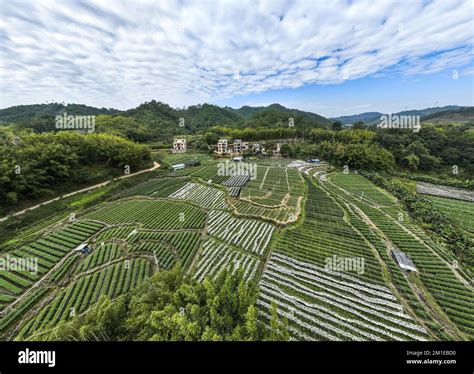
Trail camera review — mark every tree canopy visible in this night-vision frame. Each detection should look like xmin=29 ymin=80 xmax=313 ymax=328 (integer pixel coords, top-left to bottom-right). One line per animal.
xmin=29 ymin=267 xmax=289 ymax=342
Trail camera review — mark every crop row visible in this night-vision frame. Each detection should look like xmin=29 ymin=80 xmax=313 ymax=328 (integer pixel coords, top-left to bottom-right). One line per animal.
xmin=258 ymin=253 xmax=428 ymax=341
xmin=117 ymin=178 xmax=188 ymax=198
xmin=0 ymin=221 xmax=104 ymax=305
xmin=168 ymin=182 xmax=229 ymax=209
xmin=207 ymin=210 xmax=274 ymax=256
xmin=0 ymin=288 xmax=50 ymax=334
xmin=329 ymin=174 xmax=474 ymax=339
xmin=273 ymin=182 xmax=387 ymax=285
xmin=194 ymin=238 xmax=259 ymax=282
xmin=133 ymin=242 xmax=175 ymax=270
xmin=16 ymin=258 xmax=151 ymax=339
xmin=85 ymin=199 xmax=207 ymax=230
xmin=130 ymin=231 xmax=201 ymax=269
xmin=75 ymin=242 xmax=122 ymax=274
xmin=189 ymin=164 xmax=230 ymax=184
xmin=95 ymin=226 xmax=137 ymax=241
xmin=425 ymin=195 xmax=474 ymax=233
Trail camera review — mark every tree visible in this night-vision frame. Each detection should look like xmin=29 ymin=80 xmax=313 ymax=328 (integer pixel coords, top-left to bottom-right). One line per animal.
xmin=332 ymin=121 xmax=342 ymax=131
xmin=29 ymin=267 xmax=288 ymax=342
xmin=353 ymin=121 xmax=366 ymax=130
xmin=279 ymin=143 xmax=292 ymax=157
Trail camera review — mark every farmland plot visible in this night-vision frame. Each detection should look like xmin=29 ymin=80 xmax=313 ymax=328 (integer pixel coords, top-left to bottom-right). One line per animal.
xmin=417 ymin=182 xmax=474 ymax=202
xmin=234 ymin=166 xmax=304 ymax=224
xmin=329 ymin=173 xmax=474 ymax=340
xmin=168 ymin=182 xmax=229 ymax=209
xmin=273 ymin=182 xmax=387 ymax=285
xmin=207 ymin=210 xmax=274 ymax=256
xmin=241 ymin=166 xmax=296 ymax=207
xmin=75 ymin=242 xmax=122 ymax=274
xmin=331 ymin=173 xmax=397 ymax=207
xmin=425 ymin=195 xmax=474 ymax=233
xmin=130 ymin=231 xmax=202 ymax=270
xmin=194 ymin=238 xmax=260 ymax=282
xmin=16 ymin=258 xmax=152 ymax=340
xmin=116 ymin=178 xmax=189 ymax=198
xmin=190 ymin=163 xmax=230 ymax=184
xmin=0 ymin=221 xmax=104 ymax=310
xmin=258 ymin=253 xmax=428 ymax=341
xmin=85 ymin=199 xmax=206 ymax=230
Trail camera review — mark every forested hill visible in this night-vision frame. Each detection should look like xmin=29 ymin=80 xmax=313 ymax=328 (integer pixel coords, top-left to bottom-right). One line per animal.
xmin=0 ymin=101 xmax=333 ymax=139
xmin=421 ymin=106 xmax=474 ymax=124
xmin=0 ymin=103 xmax=120 ymax=124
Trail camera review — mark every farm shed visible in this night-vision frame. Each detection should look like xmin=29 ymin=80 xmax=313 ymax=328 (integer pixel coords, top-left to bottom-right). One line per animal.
xmin=391 ymin=250 xmax=417 ymax=272
xmin=171 ymin=163 xmax=185 ymax=171
xmin=74 ymin=243 xmax=91 ymax=255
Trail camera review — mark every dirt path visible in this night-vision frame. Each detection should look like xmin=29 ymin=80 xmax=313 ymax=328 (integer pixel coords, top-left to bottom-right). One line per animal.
xmin=0 ymin=162 xmax=161 ymax=223
xmin=259 ymin=166 xmax=270 ymax=190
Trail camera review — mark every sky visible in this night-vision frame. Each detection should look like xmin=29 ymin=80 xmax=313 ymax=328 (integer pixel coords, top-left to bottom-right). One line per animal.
xmin=0 ymin=0 xmax=473 ymax=117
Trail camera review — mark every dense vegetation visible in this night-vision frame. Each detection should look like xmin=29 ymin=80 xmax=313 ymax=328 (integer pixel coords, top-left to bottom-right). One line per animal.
xmin=0 ymin=131 xmax=151 ymax=211
xmin=0 ymin=103 xmax=119 ymax=125
xmin=28 ymin=267 xmax=288 ymax=341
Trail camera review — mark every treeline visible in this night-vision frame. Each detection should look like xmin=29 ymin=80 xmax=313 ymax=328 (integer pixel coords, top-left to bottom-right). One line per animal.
xmin=204 ymin=125 xmax=473 ymax=176
xmin=29 ymin=267 xmax=289 ymax=341
xmin=0 ymin=131 xmax=150 ymax=207
xmin=0 ymin=103 xmax=119 ymax=124
xmin=375 ymin=125 xmax=474 ymax=175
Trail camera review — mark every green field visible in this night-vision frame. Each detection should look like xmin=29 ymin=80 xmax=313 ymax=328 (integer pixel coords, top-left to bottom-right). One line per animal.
xmin=425 ymin=195 xmax=474 ymax=234
xmin=1 ymin=155 xmax=473 ymax=342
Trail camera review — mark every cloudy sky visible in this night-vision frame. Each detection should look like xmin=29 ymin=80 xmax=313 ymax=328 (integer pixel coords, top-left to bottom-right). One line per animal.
xmin=0 ymin=0 xmax=473 ymax=116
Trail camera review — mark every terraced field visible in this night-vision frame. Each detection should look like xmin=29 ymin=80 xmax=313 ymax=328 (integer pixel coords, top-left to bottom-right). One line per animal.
xmin=194 ymin=238 xmax=260 ymax=282
xmin=168 ymin=182 xmax=229 ymax=209
xmin=85 ymin=199 xmax=207 ymax=230
xmin=230 ymin=165 xmax=304 ymax=224
xmin=207 ymin=210 xmax=275 ymax=256
xmin=16 ymin=258 xmax=151 ymax=340
xmin=259 ymin=253 xmax=428 ymax=341
xmin=1 ymin=156 xmax=472 ymax=343
xmin=327 ymin=173 xmax=474 ymax=340
xmin=0 ymin=221 xmax=104 ymax=309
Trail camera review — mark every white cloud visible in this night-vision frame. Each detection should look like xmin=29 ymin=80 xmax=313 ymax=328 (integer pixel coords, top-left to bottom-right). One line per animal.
xmin=0 ymin=0 xmax=472 ymax=109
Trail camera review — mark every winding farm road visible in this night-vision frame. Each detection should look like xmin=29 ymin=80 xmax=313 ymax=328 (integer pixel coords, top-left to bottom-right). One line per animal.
xmin=0 ymin=162 xmax=161 ymax=223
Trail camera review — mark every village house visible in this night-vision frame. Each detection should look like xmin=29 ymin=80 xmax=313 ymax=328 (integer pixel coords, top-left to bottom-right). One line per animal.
xmin=273 ymin=143 xmax=282 ymax=156
xmin=172 ymin=138 xmax=187 ymax=153
xmin=233 ymin=139 xmax=250 ymax=154
xmin=217 ymin=139 xmax=228 ymax=154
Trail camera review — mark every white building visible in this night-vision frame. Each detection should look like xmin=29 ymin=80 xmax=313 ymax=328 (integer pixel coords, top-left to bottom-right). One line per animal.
xmin=171 ymin=163 xmax=185 ymax=171
xmin=217 ymin=139 xmax=228 ymax=154
xmin=233 ymin=139 xmax=251 ymax=154
xmin=172 ymin=138 xmax=187 ymax=153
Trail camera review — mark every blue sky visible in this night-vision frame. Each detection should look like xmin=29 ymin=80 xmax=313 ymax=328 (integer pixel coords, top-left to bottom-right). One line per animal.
xmin=215 ymin=67 xmax=474 ymax=117
xmin=0 ymin=0 xmax=473 ymax=117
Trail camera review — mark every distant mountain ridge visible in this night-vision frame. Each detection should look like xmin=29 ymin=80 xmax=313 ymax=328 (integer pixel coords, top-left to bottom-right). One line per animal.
xmin=331 ymin=106 xmax=466 ymax=125
xmin=1 ymin=102 xmax=471 ymax=132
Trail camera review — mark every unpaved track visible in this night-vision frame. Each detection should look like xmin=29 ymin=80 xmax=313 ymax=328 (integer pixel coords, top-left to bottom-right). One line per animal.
xmin=0 ymin=162 xmax=161 ymax=223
